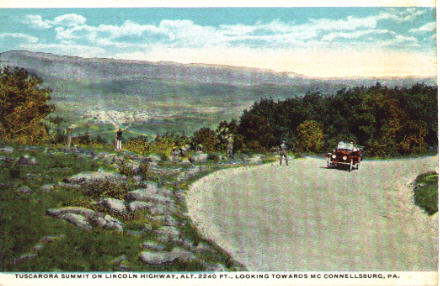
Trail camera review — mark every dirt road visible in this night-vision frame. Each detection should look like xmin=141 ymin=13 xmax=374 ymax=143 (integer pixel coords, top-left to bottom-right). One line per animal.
xmin=186 ymin=156 xmax=438 ymax=270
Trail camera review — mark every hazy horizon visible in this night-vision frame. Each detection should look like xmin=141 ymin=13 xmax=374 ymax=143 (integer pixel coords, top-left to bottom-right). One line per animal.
xmin=0 ymin=8 xmax=436 ymax=78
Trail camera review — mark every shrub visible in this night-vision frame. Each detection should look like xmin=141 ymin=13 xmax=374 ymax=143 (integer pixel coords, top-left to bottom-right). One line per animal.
xmin=414 ymin=172 xmax=438 ymax=215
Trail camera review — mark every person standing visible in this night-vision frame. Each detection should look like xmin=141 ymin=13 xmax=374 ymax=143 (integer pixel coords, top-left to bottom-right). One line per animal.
xmin=66 ymin=126 xmax=73 ymax=151
xmin=226 ymin=135 xmax=234 ymax=159
xmin=280 ymin=140 xmax=288 ymax=166
xmin=116 ymin=129 xmax=123 ymax=151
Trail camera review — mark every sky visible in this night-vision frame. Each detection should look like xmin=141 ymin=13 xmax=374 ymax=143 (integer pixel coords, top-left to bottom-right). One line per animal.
xmin=0 ymin=8 xmax=436 ymax=78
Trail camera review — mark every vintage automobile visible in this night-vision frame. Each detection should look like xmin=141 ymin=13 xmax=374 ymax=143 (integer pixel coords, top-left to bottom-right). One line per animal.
xmin=326 ymin=141 xmax=363 ymax=171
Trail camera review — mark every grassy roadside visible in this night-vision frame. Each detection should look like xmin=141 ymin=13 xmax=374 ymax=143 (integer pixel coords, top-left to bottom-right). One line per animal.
xmin=413 ymin=172 xmax=438 ymax=215
xmin=0 ymin=144 xmax=248 ymax=271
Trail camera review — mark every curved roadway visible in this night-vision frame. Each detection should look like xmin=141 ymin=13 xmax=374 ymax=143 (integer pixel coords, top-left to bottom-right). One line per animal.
xmin=186 ymin=156 xmax=438 ymax=270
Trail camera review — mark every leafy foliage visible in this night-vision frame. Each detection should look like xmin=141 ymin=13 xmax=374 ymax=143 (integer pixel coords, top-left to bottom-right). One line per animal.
xmin=236 ymin=83 xmax=437 ymax=155
xmin=414 ymin=172 xmax=438 ymax=215
xmin=0 ymin=67 xmax=54 ymax=143
xmin=294 ymin=120 xmax=324 ymax=153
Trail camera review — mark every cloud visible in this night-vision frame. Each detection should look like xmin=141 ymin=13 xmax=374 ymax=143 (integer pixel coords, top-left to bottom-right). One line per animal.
xmin=0 ymin=33 xmax=38 ymax=43
xmin=23 ymin=13 xmax=86 ymax=29
xmin=23 ymin=15 xmax=52 ymax=29
xmin=409 ymin=22 xmax=436 ymax=33
xmin=322 ymin=29 xmax=392 ymax=41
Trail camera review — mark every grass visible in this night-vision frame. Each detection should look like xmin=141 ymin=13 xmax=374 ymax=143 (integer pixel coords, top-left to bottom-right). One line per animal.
xmin=413 ymin=172 xmax=438 ymax=215
xmin=0 ymin=143 xmax=241 ymax=271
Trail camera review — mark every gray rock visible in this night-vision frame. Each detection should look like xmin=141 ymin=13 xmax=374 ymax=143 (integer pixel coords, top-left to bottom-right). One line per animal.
xmin=40 ymin=235 xmax=65 ymax=243
xmin=16 ymin=185 xmax=32 ymax=195
xmin=151 ymin=215 xmax=179 ymax=227
xmin=149 ymin=204 xmax=174 ymax=216
xmin=126 ymin=186 xmax=158 ymax=201
xmin=138 ymin=247 xmax=195 ymax=265
xmin=141 ymin=241 xmax=166 ymax=251
xmin=99 ymin=198 xmax=126 ymax=214
xmin=46 ymin=207 xmax=123 ymax=233
xmin=63 ymin=171 xmax=126 ymax=185
xmin=170 ymin=247 xmax=196 ymax=262
xmin=189 ymin=152 xmax=208 ymax=163
xmin=46 ymin=207 xmax=96 ymax=218
xmin=17 ymin=155 xmax=38 ymax=165
xmin=56 ymin=182 xmax=81 ymax=190
xmin=194 ymin=242 xmax=216 ymax=254
xmin=132 ymin=175 xmax=142 ymax=184
xmin=31 ymin=243 xmax=45 ymax=252
xmin=139 ymin=251 xmax=177 ymax=265
xmin=40 ymin=184 xmax=56 ymax=192
xmin=61 ymin=213 xmax=92 ymax=230
xmin=202 ymin=262 xmax=228 ymax=271
xmin=245 ymin=155 xmax=263 ymax=165
xmin=128 ymin=201 xmax=153 ymax=212
xmin=154 ymin=226 xmax=182 ymax=244
xmin=146 ymin=154 xmax=161 ymax=163
xmin=0 ymin=146 xmax=14 ymax=153
xmin=158 ymin=188 xmax=174 ymax=197
xmin=12 ymin=253 xmax=37 ymax=264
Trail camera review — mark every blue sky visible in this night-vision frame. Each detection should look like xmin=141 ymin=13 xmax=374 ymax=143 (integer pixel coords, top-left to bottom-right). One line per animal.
xmin=0 ymin=8 xmax=436 ymax=77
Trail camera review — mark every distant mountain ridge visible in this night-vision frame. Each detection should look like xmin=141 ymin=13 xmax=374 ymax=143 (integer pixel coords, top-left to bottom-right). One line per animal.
xmin=0 ymin=50 xmax=435 ymax=87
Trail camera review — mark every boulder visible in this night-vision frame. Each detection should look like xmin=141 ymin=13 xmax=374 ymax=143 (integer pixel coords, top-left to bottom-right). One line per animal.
xmin=46 ymin=207 xmax=123 ymax=233
xmin=139 ymin=251 xmax=177 ymax=265
xmin=17 ymin=155 xmax=38 ymax=166
xmin=158 ymin=188 xmax=174 ymax=197
xmin=126 ymin=185 xmax=158 ymax=201
xmin=0 ymin=146 xmax=14 ymax=153
xmin=63 ymin=171 xmax=126 ymax=185
xmin=202 ymin=262 xmax=228 ymax=271
xmin=16 ymin=185 xmax=32 ymax=195
xmin=139 ymin=247 xmax=196 ymax=265
xmin=40 ymin=184 xmax=56 ymax=192
xmin=154 ymin=226 xmax=182 ymax=244
xmin=189 ymin=152 xmax=208 ymax=163
xmin=141 ymin=241 xmax=166 ymax=251
xmin=128 ymin=201 xmax=153 ymax=212
xmin=61 ymin=213 xmax=92 ymax=230
xmin=99 ymin=198 xmax=126 ymax=214
xmin=151 ymin=215 xmax=179 ymax=227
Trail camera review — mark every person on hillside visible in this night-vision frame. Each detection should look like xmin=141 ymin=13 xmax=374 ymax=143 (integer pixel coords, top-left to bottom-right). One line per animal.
xmin=280 ymin=140 xmax=288 ymax=166
xmin=65 ymin=126 xmax=73 ymax=151
xmin=115 ymin=129 xmax=123 ymax=151
xmin=226 ymin=135 xmax=234 ymax=159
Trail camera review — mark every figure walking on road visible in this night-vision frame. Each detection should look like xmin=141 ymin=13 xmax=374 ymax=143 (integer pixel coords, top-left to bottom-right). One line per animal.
xmin=115 ymin=128 xmax=123 ymax=151
xmin=280 ymin=140 xmax=288 ymax=166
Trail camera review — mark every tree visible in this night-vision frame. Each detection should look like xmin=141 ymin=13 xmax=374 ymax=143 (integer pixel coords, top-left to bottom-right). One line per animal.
xmin=0 ymin=67 xmax=54 ymax=143
xmin=193 ymin=127 xmax=217 ymax=152
xmin=294 ymin=120 xmax=324 ymax=153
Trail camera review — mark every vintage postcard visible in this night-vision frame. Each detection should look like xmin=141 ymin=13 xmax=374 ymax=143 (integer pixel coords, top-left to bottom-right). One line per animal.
xmin=0 ymin=1 xmax=437 ymax=285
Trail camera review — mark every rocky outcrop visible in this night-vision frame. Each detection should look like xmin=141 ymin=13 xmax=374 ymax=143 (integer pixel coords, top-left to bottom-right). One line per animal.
xmin=63 ymin=171 xmax=126 ymax=185
xmin=46 ymin=207 xmax=123 ymax=233
xmin=189 ymin=152 xmax=208 ymax=163
xmin=99 ymin=198 xmax=126 ymax=214
xmin=139 ymin=247 xmax=196 ymax=265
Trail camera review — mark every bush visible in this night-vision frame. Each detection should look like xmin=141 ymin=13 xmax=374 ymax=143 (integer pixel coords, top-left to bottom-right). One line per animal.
xmin=193 ymin=128 xmax=217 ymax=152
xmin=414 ymin=172 xmax=438 ymax=215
